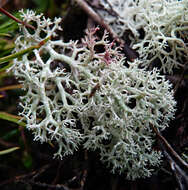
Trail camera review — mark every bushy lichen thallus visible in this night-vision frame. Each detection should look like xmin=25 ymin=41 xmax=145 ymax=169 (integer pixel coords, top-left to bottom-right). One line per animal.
xmin=97 ymin=0 xmax=188 ymax=73
xmin=10 ymin=10 xmax=176 ymax=180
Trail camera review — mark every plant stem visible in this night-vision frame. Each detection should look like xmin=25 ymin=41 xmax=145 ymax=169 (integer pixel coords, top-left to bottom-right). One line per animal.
xmin=0 ymin=7 xmax=35 ymax=30
xmin=0 ymin=36 xmax=51 ymax=64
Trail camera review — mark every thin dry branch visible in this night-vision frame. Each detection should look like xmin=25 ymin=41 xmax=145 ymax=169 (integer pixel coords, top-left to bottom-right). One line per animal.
xmin=151 ymin=125 xmax=188 ymax=169
xmin=74 ymin=0 xmax=124 ymax=45
xmin=0 ymin=7 xmax=35 ymax=30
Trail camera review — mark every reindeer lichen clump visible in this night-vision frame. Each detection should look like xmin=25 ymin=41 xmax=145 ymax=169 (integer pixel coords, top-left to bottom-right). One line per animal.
xmin=11 ymin=10 xmax=176 ymax=179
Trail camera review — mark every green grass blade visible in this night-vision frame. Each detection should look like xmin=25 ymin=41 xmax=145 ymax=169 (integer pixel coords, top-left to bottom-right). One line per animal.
xmin=0 ymin=147 xmax=20 ymax=155
xmin=0 ymin=112 xmax=26 ymax=127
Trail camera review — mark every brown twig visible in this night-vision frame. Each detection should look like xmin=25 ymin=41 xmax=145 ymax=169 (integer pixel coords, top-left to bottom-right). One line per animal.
xmin=32 ymin=164 xmax=51 ymax=180
xmin=74 ymin=0 xmax=139 ymax=62
xmin=88 ymin=83 xmax=100 ymax=98
xmin=17 ymin=164 xmax=70 ymax=190
xmin=151 ymin=124 xmax=188 ymax=169
xmin=74 ymin=0 xmax=124 ymax=45
xmin=0 ymin=164 xmax=71 ymax=190
xmin=152 ymin=124 xmax=188 ymax=189
xmin=19 ymin=126 xmax=29 ymax=152
xmin=0 ymin=7 xmax=35 ymax=30
xmin=19 ymin=179 xmax=70 ymax=190
xmin=163 ymin=149 xmax=188 ymax=190
xmin=0 ymin=169 xmax=37 ymax=187
xmin=47 ymin=162 xmax=63 ymax=190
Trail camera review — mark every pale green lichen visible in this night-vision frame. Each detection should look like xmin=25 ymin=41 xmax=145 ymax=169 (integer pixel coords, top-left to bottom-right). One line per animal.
xmin=11 ymin=10 xmax=176 ymax=180
xmin=97 ymin=0 xmax=188 ymax=73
